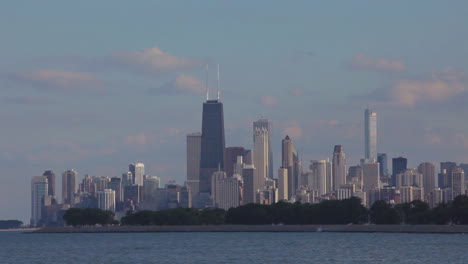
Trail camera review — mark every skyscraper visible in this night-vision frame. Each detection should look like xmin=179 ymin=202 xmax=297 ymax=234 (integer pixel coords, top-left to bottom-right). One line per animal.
xmin=186 ymin=132 xmax=202 ymax=196
xmin=277 ymin=167 xmax=289 ymax=201
xmin=392 ymin=157 xmax=407 ymax=186
xmin=199 ymin=97 xmax=225 ymax=194
xmin=253 ymin=127 xmax=269 ymax=190
xmin=97 ymin=189 xmax=116 ymax=212
xmin=253 ymin=118 xmax=273 ymax=178
xmin=418 ymin=162 xmax=436 ymax=197
xmin=31 ymin=176 xmax=48 ymax=227
xmin=452 ymin=168 xmax=465 ymax=198
xmin=332 ymin=145 xmax=346 ymax=191
xmin=377 ymin=153 xmax=388 ymax=176
xmin=364 ymin=108 xmax=377 ymax=159
xmin=224 ymin=146 xmax=245 ymax=178
xmin=62 ymin=169 xmax=78 ymax=205
xmin=42 ymin=170 xmax=55 ymax=197
xmin=129 ymin=162 xmax=145 ymax=186
xmin=310 ymin=160 xmax=328 ymax=196
xmin=361 ymin=159 xmax=380 ymax=192
xmin=282 ymin=135 xmax=299 ymax=197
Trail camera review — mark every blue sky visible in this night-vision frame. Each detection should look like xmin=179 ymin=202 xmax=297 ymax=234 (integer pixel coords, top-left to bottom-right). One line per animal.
xmin=2 ymin=1 xmax=468 ymax=222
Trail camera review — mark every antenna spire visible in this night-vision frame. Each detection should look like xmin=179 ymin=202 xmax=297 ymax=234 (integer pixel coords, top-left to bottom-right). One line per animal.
xmin=205 ymin=64 xmax=209 ymax=101
xmin=217 ymin=64 xmax=220 ymax=100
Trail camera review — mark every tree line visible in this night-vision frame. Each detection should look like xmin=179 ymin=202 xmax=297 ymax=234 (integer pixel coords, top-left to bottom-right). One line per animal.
xmin=0 ymin=220 xmax=23 ymax=229
xmin=63 ymin=195 xmax=468 ymax=226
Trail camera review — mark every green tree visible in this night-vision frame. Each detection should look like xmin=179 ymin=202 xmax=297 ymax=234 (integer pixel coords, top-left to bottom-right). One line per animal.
xmin=369 ymin=200 xmax=400 ymax=224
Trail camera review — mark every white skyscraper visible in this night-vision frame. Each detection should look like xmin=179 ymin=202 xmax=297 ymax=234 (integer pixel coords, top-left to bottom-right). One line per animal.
xmin=186 ymin=132 xmax=201 ymax=197
xmin=215 ymin=175 xmax=242 ymax=210
xmin=310 ymin=160 xmax=328 ymax=196
xmin=253 ymin=127 xmax=268 ymax=194
xmin=97 ymin=189 xmax=116 ymax=212
xmin=332 ymin=145 xmax=346 ymax=191
xmin=361 ymin=159 xmax=380 ymax=192
xmin=253 ymin=118 xmax=273 ymax=178
xmin=364 ymin=108 xmax=377 ymax=160
xmin=129 ymin=162 xmax=145 ymax=186
xmin=31 ymin=176 xmax=48 ymax=227
xmin=278 ymin=167 xmax=289 ymax=201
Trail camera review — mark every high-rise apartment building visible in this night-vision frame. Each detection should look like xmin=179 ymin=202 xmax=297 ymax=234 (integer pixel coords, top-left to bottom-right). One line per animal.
xmin=310 ymin=160 xmax=328 ymax=196
xmin=199 ymin=97 xmax=226 ymax=194
xmin=253 ymin=118 xmax=273 ymax=178
xmin=97 ymin=189 xmax=116 ymax=212
xmin=129 ymin=162 xmax=145 ymax=186
xmin=332 ymin=145 xmax=346 ymax=191
xmin=364 ymin=108 xmax=377 ymax=159
xmin=215 ymin=175 xmax=242 ymax=210
xmin=253 ymin=127 xmax=269 ymax=191
xmin=396 ymin=169 xmax=423 ymax=190
xmin=418 ymin=162 xmax=436 ymax=197
xmin=186 ymin=132 xmax=202 ymax=196
xmin=361 ymin=159 xmax=380 ymax=192
xmin=211 ymin=170 xmax=227 ymax=205
xmin=42 ymin=170 xmax=55 ymax=197
xmin=278 ymin=167 xmax=288 ymax=201
xmin=62 ymin=169 xmax=78 ymax=205
xmin=31 ymin=176 xmax=48 ymax=227
xmin=452 ymin=167 xmax=465 ymax=198
xmin=108 ymin=177 xmax=123 ymax=203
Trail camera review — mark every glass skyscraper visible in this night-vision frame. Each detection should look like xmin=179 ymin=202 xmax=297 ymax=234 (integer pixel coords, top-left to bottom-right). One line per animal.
xmin=199 ymin=99 xmax=226 ymax=194
xmin=364 ymin=108 xmax=377 ymax=160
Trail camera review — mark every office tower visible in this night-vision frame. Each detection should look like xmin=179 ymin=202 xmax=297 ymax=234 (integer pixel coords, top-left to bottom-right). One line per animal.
xmin=396 ymin=169 xmax=423 ymax=190
xmin=325 ymin=159 xmax=332 ymax=194
xmin=93 ymin=176 xmax=110 ymax=192
xmin=129 ymin=162 xmax=145 ymax=186
xmin=441 ymin=162 xmax=457 ymax=176
xmin=124 ymin=184 xmax=141 ymax=204
xmin=108 ymin=177 xmax=123 ymax=203
xmin=42 ymin=170 xmax=55 ymax=197
xmin=199 ymin=92 xmax=226 ymax=194
xmin=377 ymin=153 xmax=388 ymax=176
xmin=361 ymin=159 xmax=380 ymax=192
xmin=31 ymin=176 xmax=48 ymax=227
xmin=243 ymin=149 xmax=253 ymax=165
xmin=364 ymin=108 xmax=377 ymax=159
xmin=122 ymin=172 xmax=133 ymax=186
xmin=253 ymin=127 xmax=268 ymax=189
xmin=460 ymin=163 xmax=468 ymax=175
xmin=282 ymin=135 xmax=299 ymax=196
xmin=439 ymin=162 xmax=457 ymax=189
xmin=186 ymin=132 xmax=202 ymax=197
xmin=143 ymin=176 xmax=160 ymax=202
xmin=253 ymin=118 xmax=273 ymax=178
xmin=332 ymin=145 xmax=346 ymax=191
xmin=233 ymin=156 xmax=244 ymax=176
xmin=62 ymin=169 xmax=78 ymax=205
xmin=215 ymin=175 xmax=242 ymax=210
xmin=310 ymin=160 xmax=328 ymax=196
xmin=452 ymin=168 xmax=465 ymax=198
xmin=211 ymin=170 xmax=227 ymax=204
xmin=392 ymin=157 xmax=407 ymax=186
xmin=97 ymin=189 xmax=116 ymax=212
xmin=224 ymin=147 xmax=245 ymax=177
xmin=278 ymin=167 xmax=289 ymax=200
xmin=418 ymin=162 xmax=436 ymax=197
xmin=79 ymin=174 xmax=94 ymax=194
xmin=242 ymin=165 xmax=256 ymax=204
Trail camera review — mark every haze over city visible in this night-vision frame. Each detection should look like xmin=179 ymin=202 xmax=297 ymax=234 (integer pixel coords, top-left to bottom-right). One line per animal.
xmin=2 ymin=1 xmax=468 ymax=222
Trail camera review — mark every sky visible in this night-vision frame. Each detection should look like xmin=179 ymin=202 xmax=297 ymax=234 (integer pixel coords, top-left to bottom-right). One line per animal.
xmin=2 ymin=1 xmax=468 ymax=222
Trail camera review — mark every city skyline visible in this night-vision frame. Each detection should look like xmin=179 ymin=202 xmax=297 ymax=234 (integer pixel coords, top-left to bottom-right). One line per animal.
xmin=2 ymin=1 xmax=468 ymax=222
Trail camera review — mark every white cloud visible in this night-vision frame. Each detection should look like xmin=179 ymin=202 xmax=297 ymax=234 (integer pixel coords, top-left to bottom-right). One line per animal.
xmin=111 ymin=46 xmax=202 ymax=72
xmin=151 ymin=74 xmax=204 ymax=94
xmin=349 ymin=53 xmax=406 ymax=73
xmin=260 ymin=95 xmax=278 ymax=107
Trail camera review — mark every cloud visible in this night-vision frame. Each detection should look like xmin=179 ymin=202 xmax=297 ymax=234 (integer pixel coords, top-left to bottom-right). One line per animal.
xmin=126 ymin=133 xmax=147 ymax=146
xmin=111 ymin=46 xmax=202 ymax=73
xmin=390 ymin=68 xmax=467 ymax=106
xmin=150 ymin=74 xmax=205 ymax=94
xmin=349 ymin=53 xmax=406 ymax=73
xmin=7 ymin=69 xmax=104 ymax=92
xmin=260 ymin=95 xmax=278 ymax=107
xmin=424 ymin=133 xmax=442 ymax=145
xmin=2 ymin=96 xmax=56 ymax=105
xmin=279 ymin=120 xmax=303 ymax=138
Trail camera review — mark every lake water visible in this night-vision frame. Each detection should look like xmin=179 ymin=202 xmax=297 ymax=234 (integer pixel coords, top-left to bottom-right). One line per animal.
xmin=1 ymin=231 xmax=467 ymax=263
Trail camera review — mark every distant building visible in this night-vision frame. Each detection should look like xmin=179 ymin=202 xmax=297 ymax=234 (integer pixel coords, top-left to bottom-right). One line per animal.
xmin=242 ymin=165 xmax=256 ymax=204
xmin=253 ymin=127 xmax=268 ymax=193
xmin=143 ymin=176 xmax=161 ymax=202
xmin=277 ymin=167 xmax=289 ymax=201
xmin=215 ymin=175 xmax=242 ymax=210
xmin=282 ymin=135 xmax=299 ymax=196
xmin=62 ymin=169 xmax=78 ymax=205
xmin=124 ymin=184 xmax=141 ymax=204
xmin=392 ymin=157 xmax=407 ymax=186
xmin=364 ymin=108 xmax=377 ymax=159
xmin=224 ymin=147 xmax=245 ymax=178
xmin=361 ymin=159 xmax=380 ymax=192
xmin=31 ymin=176 xmax=48 ymax=227
xmin=108 ymin=177 xmax=123 ymax=203
xmin=377 ymin=153 xmax=388 ymax=176
xmin=122 ymin=172 xmax=133 ymax=187
xmin=332 ymin=145 xmax=346 ymax=191
xmin=129 ymin=162 xmax=145 ymax=186
xmin=396 ymin=169 xmax=423 ymax=191
xmin=42 ymin=170 xmax=56 ymax=197
xmin=97 ymin=189 xmax=116 ymax=212
xmin=211 ymin=170 xmax=227 ymax=205
xmin=253 ymin=118 xmax=273 ymax=178
xmin=400 ymin=186 xmax=424 ymax=203
xmin=186 ymin=132 xmax=202 ymax=198
xmin=418 ymin=162 xmax=436 ymax=199
xmin=452 ymin=168 xmax=465 ymax=198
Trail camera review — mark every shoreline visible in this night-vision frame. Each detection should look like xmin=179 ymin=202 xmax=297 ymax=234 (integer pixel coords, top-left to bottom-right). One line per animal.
xmin=31 ymin=225 xmax=468 ymax=234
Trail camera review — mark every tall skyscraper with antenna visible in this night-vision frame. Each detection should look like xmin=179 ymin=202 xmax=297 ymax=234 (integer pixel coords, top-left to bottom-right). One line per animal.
xmin=199 ymin=64 xmax=226 ymax=194
xmin=364 ymin=108 xmax=377 ymax=159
